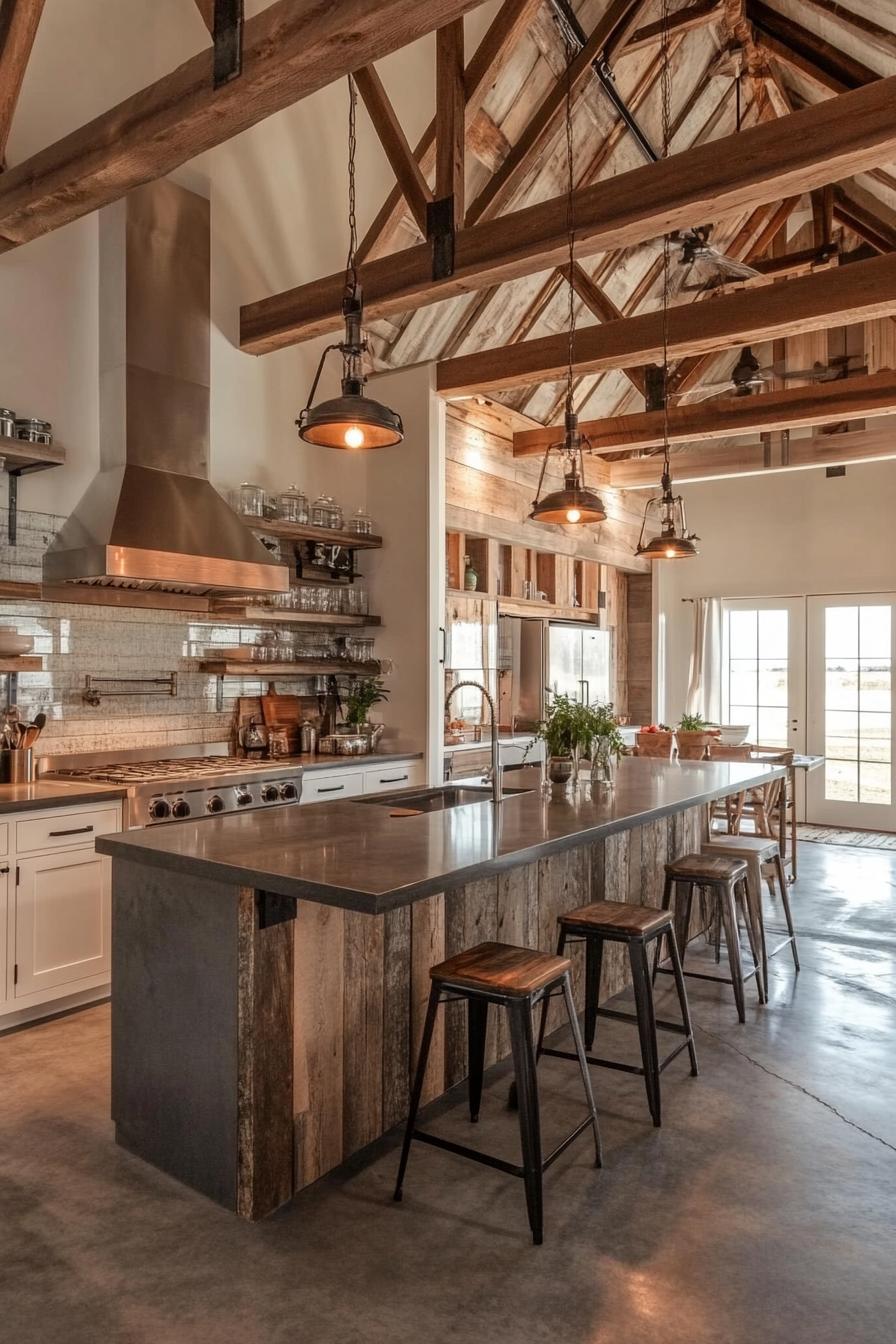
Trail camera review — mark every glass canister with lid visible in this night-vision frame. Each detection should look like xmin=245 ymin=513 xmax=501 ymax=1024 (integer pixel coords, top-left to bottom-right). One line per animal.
xmin=349 ymin=507 xmax=374 ymax=536
xmin=311 ymin=493 xmax=330 ymax=528
xmin=238 ymin=482 xmax=265 ymax=517
xmin=278 ymin=485 xmax=309 ymax=524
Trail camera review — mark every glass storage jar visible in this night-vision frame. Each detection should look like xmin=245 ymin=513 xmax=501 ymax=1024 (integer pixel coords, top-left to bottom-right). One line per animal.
xmin=238 ymin=482 xmax=265 ymax=517
xmin=311 ymin=493 xmax=330 ymax=528
xmin=278 ymin=485 xmax=308 ymax=523
xmin=349 ymin=508 xmax=373 ymax=536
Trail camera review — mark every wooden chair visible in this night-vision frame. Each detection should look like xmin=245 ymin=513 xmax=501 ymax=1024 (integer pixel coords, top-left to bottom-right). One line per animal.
xmin=733 ymin=748 xmax=793 ymax=840
xmin=707 ymin=743 xmax=754 ymax=833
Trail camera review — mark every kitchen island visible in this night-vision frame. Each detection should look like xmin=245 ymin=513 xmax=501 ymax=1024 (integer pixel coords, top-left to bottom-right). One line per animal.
xmin=98 ymin=757 xmax=783 ymax=1219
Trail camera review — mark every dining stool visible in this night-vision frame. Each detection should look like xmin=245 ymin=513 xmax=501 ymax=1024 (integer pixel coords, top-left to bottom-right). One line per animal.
xmin=536 ymin=901 xmax=698 ymax=1128
xmin=393 ymin=941 xmax=601 ymax=1246
xmin=654 ymin=854 xmax=764 ymax=1022
xmin=704 ymin=834 xmax=800 ymax=990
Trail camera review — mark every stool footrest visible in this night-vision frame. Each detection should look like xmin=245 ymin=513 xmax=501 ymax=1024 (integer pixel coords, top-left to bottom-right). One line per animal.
xmin=595 ymin=1005 xmax=689 ymax=1034
xmin=656 ymin=963 xmax=761 ymax=986
xmin=411 ymin=1112 xmax=595 ymax=1178
xmin=541 ymin=1036 xmax=693 ymax=1077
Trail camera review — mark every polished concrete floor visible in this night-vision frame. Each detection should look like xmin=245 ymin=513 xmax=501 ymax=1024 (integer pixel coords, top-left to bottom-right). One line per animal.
xmin=2 ymin=842 xmax=895 ymax=1344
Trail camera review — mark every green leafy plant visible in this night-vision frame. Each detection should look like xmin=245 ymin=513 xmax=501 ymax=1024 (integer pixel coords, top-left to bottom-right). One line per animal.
xmin=678 ymin=712 xmax=708 ymax=732
xmin=345 ymin=676 xmax=390 ymax=727
xmin=529 ymin=693 xmax=625 ymax=760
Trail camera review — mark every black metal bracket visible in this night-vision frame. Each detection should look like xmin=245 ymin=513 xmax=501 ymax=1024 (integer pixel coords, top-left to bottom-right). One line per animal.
xmin=644 ymin=364 xmax=667 ymax=412
xmin=257 ymin=890 xmax=296 ymax=930
xmin=427 ymin=195 xmax=456 ymax=281
xmin=6 ymin=461 xmax=59 ymax=547
xmin=213 ymin=0 xmax=244 ymax=88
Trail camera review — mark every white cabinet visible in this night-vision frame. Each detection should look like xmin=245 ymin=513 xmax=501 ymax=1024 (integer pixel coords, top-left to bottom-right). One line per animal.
xmin=300 ymin=759 xmax=425 ymax=804
xmin=14 ymin=847 xmax=111 ymax=999
xmin=0 ymin=800 xmax=121 ymax=1024
xmin=301 ymin=770 xmax=366 ymax=804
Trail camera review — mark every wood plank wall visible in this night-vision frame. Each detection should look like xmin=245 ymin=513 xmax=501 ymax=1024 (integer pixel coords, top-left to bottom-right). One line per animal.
xmin=291 ymin=801 xmax=704 ymax=1191
xmin=625 ymin=573 xmax=653 ymax=725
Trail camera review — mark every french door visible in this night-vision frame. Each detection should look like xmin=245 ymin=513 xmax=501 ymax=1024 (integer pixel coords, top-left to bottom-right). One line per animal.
xmin=806 ymin=595 xmax=896 ymax=829
xmin=721 ymin=599 xmax=806 ymax=752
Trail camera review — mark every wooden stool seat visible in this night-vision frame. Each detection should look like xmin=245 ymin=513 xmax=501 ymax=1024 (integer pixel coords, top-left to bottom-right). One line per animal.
xmin=665 ymin=852 xmax=747 ymax=883
xmin=397 ymin=941 xmax=600 ymax=1244
xmin=704 ymin=835 xmax=800 ymax=985
xmin=560 ymin=900 xmax=671 ymax=938
xmin=431 ymin=942 xmax=571 ymax=997
xmin=707 ymin=834 xmax=778 ymax=859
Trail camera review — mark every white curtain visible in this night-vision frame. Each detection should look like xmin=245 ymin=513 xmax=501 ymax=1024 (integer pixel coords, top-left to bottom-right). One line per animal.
xmin=685 ymin=597 xmax=722 ymax=722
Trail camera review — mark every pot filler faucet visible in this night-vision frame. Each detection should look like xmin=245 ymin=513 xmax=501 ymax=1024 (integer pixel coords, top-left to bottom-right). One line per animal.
xmin=445 ymin=681 xmax=503 ymax=805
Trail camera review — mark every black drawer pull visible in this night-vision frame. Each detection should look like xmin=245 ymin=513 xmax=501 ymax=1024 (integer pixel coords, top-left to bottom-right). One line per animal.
xmin=0 ymin=865 xmax=8 ymax=875
xmin=317 ymin=785 xmax=345 ymax=794
xmin=48 ymin=824 xmax=95 ymax=837
xmin=379 ymin=774 xmax=409 ymax=784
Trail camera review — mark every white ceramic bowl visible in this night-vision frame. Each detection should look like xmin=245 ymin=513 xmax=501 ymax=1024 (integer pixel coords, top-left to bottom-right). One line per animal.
xmin=717 ymin=724 xmax=751 ymax=745
xmin=0 ymin=627 xmax=34 ymax=656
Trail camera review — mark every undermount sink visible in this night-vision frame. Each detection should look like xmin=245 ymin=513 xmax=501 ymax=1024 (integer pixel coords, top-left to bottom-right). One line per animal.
xmin=361 ymin=784 xmax=532 ymax=813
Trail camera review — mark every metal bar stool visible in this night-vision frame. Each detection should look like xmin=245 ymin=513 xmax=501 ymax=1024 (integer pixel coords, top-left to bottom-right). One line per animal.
xmin=704 ymin=834 xmax=800 ymax=991
xmin=533 ymin=901 xmax=697 ymax=1128
xmin=653 ymin=853 xmax=765 ymax=1023
xmin=393 ymin=941 xmax=601 ymax=1246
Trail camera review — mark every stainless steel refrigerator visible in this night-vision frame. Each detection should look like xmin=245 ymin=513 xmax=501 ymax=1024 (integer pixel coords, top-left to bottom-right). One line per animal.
xmin=547 ymin=622 xmax=611 ymax=707
xmin=498 ymin=616 xmax=612 ymax=724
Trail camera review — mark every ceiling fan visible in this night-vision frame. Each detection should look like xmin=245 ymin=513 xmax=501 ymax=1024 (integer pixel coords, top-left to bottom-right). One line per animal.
xmin=673 ymin=347 xmax=866 ymax=403
xmin=648 ymin=225 xmax=762 ymax=285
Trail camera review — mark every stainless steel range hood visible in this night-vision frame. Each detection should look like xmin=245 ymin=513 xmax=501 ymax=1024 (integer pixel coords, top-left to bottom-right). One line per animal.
xmin=43 ymin=180 xmax=289 ymax=596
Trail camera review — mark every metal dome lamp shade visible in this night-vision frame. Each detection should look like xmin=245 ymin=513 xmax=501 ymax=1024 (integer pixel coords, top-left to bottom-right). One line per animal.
xmin=297 ymin=78 xmax=403 ymax=451
xmin=530 ymin=411 xmax=607 ymax=525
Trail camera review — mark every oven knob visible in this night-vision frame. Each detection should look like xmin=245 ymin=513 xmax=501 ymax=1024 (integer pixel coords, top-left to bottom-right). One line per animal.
xmin=148 ymin=799 xmax=171 ymax=821
xmin=236 ymin=789 xmax=253 ymax=807
xmin=206 ymin=795 xmax=224 ymax=814
xmin=261 ymin=784 xmax=279 ymax=803
xmin=171 ymin=798 xmax=191 ymax=820
xmin=278 ymin=781 xmax=298 ymax=801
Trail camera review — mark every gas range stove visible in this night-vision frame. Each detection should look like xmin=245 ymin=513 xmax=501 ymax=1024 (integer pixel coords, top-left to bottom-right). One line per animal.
xmin=40 ymin=746 xmax=303 ymax=827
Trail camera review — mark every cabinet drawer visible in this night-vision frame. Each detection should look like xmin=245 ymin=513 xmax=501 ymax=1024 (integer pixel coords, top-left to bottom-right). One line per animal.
xmin=301 ymin=771 xmax=365 ymax=804
xmin=0 ymin=822 xmax=7 ymax=857
xmin=15 ymin=805 xmax=122 ymax=856
xmin=362 ymin=761 xmax=425 ymax=794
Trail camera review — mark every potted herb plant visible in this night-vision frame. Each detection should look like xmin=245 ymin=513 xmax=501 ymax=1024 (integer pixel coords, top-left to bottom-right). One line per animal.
xmin=675 ymin=712 xmax=718 ymax=760
xmin=582 ymin=701 xmax=626 ymax=786
xmin=529 ymin=692 xmax=585 ymax=783
xmin=345 ymin=676 xmax=390 ymax=747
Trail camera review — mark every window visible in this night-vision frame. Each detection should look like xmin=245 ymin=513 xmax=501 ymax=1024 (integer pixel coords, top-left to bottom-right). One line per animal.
xmin=823 ymin=605 xmax=891 ymax=806
xmin=724 ymin=606 xmax=790 ymax=746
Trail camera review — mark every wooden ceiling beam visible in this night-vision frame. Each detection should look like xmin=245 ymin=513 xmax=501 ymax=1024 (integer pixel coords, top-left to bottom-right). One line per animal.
xmin=354 ymin=66 xmax=433 ymax=239
xmin=561 ymin=264 xmax=647 ymax=397
xmin=746 ymin=0 xmax=879 ymax=94
xmin=0 ymin=0 xmax=488 ymax=250
xmin=436 ymin=251 xmax=896 ymax=395
xmin=357 ymin=0 xmax=541 ymax=263
xmin=622 ymin=0 xmax=724 ymax=55
xmin=607 ymin=423 xmax=896 ymax=488
xmin=797 ymin=0 xmax=896 ymax=66
xmin=833 ymin=186 xmax=896 ymax=255
xmin=240 ymin=75 xmax=896 ymax=354
xmin=0 ymin=0 xmax=45 ymax=167
xmin=512 ymin=371 xmax=896 ymax=456
xmin=436 ymin=19 xmax=465 ymax=221
xmin=464 ymin=0 xmax=646 ymax=228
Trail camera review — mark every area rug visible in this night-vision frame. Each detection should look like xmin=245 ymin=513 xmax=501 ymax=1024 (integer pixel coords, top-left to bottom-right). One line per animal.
xmin=797 ymin=824 xmax=896 ymax=851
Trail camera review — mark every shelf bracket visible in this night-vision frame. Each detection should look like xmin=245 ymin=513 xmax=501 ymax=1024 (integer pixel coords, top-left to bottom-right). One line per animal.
xmin=5 ymin=460 xmax=65 ymax=548
xmin=213 ymin=0 xmax=243 ymax=87
xmin=427 ymin=195 xmax=456 ymax=281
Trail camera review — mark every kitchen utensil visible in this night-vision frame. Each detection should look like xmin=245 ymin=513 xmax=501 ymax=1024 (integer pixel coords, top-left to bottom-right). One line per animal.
xmin=240 ymin=717 xmax=268 ymax=757
xmin=299 ymin=720 xmax=318 ymax=755
xmin=0 ymin=748 xmax=34 ymax=783
xmin=0 ymin=626 xmax=34 ymax=656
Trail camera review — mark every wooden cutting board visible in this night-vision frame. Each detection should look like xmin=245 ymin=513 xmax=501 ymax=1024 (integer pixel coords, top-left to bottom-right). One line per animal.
xmin=261 ymin=693 xmax=302 ymax=752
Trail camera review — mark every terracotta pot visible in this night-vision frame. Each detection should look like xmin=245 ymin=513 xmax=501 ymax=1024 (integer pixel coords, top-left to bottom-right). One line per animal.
xmin=635 ymin=730 xmax=674 ymax=759
xmin=675 ymin=730 xmax=716 ymax=761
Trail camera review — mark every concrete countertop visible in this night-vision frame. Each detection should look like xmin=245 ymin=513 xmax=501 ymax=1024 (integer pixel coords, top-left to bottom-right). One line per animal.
xmin=0 ymin=780 xmax=127 ymax=815
xmin=96 ymin=757 xmax=784 ymax=915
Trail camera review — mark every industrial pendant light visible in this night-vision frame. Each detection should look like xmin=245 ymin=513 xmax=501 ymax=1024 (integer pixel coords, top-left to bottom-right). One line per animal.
xmin=634 ymin=0 xmax=698 ymax=561
xmin=297 ymin=76 xmax=403 ymax=451
xmin=529 ymin=27 xmax=606 ymax=528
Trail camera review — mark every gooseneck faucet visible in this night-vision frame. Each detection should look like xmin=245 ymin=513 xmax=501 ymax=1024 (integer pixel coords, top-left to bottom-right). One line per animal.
xmin=445 ymin=681 xmax=503 ymax=804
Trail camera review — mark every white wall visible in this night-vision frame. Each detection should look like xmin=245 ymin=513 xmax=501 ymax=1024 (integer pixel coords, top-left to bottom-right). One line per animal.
xmin=657 ymin=460 xmax=896 ymax=721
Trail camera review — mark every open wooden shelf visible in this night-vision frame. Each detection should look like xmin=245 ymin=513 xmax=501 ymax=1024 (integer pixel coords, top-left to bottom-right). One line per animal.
xmin=240 ymin=515 xmax=383 ymax=549
xmin=209 ymin=606 xmax=380 ymax=628
xmin=496 ymin=597 xmax=600 ymax=624
xmin=199 ymin=659 xmax=381 ymax=678
xmin=0 ymin=432 xmax=65 ymax=472
xmin=0 ymin=655 xmax=43 ymax=672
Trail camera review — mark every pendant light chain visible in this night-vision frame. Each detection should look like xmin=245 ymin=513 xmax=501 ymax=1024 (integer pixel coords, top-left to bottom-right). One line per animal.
xmin=564 ymin=26 xmax=576 ymax=424
xmin=344 ymin=73 xmax=360 ymax=303
xmin=660 ymin=0 xmax=673 ymax=481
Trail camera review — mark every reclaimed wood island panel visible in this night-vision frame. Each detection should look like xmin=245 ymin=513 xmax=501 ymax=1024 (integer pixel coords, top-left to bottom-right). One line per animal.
xmin=97 ymin=759 xmax=783 ymax=1219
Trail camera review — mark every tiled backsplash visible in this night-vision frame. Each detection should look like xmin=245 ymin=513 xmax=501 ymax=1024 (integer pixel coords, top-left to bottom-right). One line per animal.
xmin=2 ymin=507 xmax=324 ymax=757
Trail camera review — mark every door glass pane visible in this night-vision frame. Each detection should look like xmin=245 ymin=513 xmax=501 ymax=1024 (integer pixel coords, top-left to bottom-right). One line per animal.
xmin=823 ymin=604 xmax=893 ymax=807
xmin=724 ymin=606 xmax=790 ymax=748
xmin=826 ymin=759 xmax=858 ymax=802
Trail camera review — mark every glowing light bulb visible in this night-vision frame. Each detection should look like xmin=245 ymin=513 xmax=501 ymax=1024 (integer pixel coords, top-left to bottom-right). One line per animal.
xmin=566 ymin=507 xmax=582 ymax=523
xmin=343 ymin=425 xmax=365 ymax=449
xmin=665 ymin=547 xmax=676 ymax=558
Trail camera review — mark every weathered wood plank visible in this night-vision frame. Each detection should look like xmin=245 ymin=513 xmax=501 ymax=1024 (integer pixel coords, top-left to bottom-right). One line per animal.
xmin=342 ymin=911 xmax=385 ymax=1154
xmin=293 ymin=900 xmax=345 ymax=1186
xmin=382 ymin=904 xmax=412 ymax=1130
xmin=411 ymin=892 xmax=446 ymax=1104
